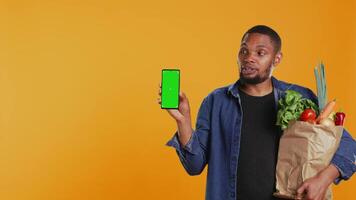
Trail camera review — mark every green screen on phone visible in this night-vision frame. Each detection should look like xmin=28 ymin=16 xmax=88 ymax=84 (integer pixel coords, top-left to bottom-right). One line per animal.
xmin=161 ymin=69 xmax=180 ymax=109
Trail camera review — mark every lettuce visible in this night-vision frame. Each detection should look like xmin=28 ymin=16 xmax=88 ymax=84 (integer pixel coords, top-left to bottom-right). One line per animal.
xmin=276 ymin=90 xmax=318 ymax=130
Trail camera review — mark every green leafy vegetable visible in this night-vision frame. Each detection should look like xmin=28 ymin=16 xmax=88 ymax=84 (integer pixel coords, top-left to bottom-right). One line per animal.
xmin=276 ymin=90 xmax=318 ymax=130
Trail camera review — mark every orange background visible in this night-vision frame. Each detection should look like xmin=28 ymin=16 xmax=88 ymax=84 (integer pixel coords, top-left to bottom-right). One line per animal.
xmin=0 ymin=0 xmax=355 ymax=199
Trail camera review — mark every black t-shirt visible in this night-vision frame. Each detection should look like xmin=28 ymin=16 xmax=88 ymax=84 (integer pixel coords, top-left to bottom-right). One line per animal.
xmin=236 ymin=88 xmax=282 ymax=200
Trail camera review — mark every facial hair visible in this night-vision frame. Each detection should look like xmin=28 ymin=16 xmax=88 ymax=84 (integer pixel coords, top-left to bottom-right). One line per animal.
xmin=239 ymin=63 xmax=274 ymax=85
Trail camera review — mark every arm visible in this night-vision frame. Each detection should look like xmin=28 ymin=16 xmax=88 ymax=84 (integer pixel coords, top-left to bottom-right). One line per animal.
xmin=330 ymin=128 xmax=356 ymax=184
xmin=167 ymin=94 xmax=210 ymax=175
xmin=303 ymin=88 xmax=356 ymax=183
xmin=296 ymin=88 xmax=356 ymax=199
xmin=296 ymin=128 xmax=355 ymax=200
xmin=296 ymin=164 xmax=340 ymax=200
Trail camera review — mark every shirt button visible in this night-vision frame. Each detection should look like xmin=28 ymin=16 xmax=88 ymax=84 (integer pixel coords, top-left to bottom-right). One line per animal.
xmin=230 ymin=192 xmax=235 ymax=197
xmin=230 ymin=182 xmax=234 ymax=188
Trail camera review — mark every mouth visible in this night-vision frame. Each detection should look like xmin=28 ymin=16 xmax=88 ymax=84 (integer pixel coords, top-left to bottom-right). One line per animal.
xmin=241 ymin=66 xmax=257 ymax=75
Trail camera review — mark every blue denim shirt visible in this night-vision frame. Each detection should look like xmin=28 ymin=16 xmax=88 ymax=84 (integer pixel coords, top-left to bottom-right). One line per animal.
xmin=166 ymin=76 xmax=356 ymax=200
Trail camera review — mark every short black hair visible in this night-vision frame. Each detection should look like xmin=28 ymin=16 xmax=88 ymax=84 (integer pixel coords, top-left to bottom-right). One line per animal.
xmin=241 ymin=25 xmax=281 ymax=53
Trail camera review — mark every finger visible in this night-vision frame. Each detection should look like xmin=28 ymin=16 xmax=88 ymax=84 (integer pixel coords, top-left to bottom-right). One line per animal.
xmin=179 ymin=92 xmax=187 ymax=100
xmin=296 ymin=183 xmax=308 ymax=199
xmin=297 ymin=183 xmax=307 ymax=194
xmin=167 ymin=109 xmax=184 ymax=121
xmin=157 ymin=97 xmax=161 ymax=104
xmin=158 ymin=83 xmax=162 ymax=95
xmin=179 ymin=93 xmax=185 ymax=103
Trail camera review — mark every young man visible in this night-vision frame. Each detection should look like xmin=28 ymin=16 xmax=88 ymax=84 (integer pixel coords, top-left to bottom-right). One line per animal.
xmin=158 ymin=25 xmax=356 ymax=200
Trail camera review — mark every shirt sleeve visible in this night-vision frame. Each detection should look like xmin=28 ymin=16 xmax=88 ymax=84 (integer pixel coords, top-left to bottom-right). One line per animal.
xmin=166 ymin=95 xmax=212 ymax=176
xmin=331 ymin=128 xmax=356 ymax=184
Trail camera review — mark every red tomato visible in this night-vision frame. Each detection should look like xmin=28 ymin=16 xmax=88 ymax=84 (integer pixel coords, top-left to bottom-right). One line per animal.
xmin=300 ymin=109 xmax=317 ymax=123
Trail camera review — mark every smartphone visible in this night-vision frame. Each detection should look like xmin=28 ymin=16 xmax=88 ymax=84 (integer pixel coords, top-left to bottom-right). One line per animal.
xmin=161 ymin=69 xmax=180 ymax=109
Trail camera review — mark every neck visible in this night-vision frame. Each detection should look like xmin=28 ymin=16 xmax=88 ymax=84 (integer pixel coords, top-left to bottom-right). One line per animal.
xmin=239 ymin=78 xmax=273 ymax=96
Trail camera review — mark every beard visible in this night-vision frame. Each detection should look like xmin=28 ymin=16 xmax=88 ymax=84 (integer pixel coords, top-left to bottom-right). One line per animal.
xmin=239 ymin=64 xmax=274 ymax=85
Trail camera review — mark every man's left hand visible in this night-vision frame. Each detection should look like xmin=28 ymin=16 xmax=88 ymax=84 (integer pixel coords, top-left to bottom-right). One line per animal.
xmin=296 ymin=164 xmax=340 ymax=200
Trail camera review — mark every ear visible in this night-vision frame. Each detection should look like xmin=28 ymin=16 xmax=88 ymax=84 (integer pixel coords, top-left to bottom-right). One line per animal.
xmin=273 ymin=52 xmax=283 ymax=66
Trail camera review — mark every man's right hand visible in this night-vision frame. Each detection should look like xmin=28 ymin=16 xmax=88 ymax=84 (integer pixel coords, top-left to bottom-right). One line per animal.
xmin=158 ymin=83 xmax=193 ymax=147
xmin=157 ymin=83 xmax=191 ymax=123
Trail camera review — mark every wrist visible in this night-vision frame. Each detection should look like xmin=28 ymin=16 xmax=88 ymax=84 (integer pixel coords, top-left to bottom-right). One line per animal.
xmin=318 ymin=164 xmax=340 ymax=184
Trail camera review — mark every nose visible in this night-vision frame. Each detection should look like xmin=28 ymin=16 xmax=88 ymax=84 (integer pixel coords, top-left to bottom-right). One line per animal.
xmin=243 ymin=52 xmax=256 ymax=64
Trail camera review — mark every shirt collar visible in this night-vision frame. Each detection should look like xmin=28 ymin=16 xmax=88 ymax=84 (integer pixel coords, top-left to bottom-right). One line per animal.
xmin=227 ymin=76 xmax=281 ymax=98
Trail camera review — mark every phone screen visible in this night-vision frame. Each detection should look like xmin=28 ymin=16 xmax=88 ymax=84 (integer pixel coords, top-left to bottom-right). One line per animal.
xmin=161 ymin=69 xmax=180 ymax=109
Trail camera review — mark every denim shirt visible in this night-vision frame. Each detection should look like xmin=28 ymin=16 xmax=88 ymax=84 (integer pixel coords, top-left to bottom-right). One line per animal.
xmin=166 ymin=76 xmax=356 ymax=200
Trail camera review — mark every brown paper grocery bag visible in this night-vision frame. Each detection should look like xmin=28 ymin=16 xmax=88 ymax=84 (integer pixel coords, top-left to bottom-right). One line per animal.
xmin=273 ymin=121 xmax=343 ymax=200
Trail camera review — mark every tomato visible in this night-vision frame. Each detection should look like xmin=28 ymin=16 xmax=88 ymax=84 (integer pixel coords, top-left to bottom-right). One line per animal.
xmin=300 ymin=109 xmax=317 ymax=123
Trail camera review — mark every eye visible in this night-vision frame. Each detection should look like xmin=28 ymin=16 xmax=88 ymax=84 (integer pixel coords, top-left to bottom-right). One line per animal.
xmin=257 ymin=50 xmax=266 ymax=56
xmin=239 ymin=48 xmax=248 ymax=55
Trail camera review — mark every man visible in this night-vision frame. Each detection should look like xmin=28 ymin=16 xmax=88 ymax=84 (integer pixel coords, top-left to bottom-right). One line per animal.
xmin=158 ymin=25 xmax=356 ymax=200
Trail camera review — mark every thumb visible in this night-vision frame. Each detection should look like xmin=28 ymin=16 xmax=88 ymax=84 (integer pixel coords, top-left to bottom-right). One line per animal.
xmin=179 ymin=92 xmax=187 ymax=101
xmin=296 ymin=183 xmax=308 ymax=199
